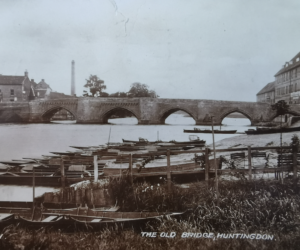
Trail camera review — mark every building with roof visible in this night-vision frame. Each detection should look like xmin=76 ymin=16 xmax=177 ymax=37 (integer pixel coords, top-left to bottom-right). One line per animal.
xmin=0 ymin=71 xmax=55 ymax=102
xmin=274 ymin=51 xmax=300 ymax=104
xmin=256 ymin=81 xmax=275 ymax=104
xmin=0 ymin=71 xmax=35 ymax=102
xmin=34 ymin=79 xmax=52 ymax=99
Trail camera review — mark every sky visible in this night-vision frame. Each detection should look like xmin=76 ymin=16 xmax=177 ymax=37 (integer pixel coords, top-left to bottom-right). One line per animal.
xmin=0 ymin=0 xmax=300 ymax=101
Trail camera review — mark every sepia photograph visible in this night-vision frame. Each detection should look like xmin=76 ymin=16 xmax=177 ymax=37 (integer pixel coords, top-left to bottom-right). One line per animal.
xmin=0 ymin=0 xmax=300 ymax=249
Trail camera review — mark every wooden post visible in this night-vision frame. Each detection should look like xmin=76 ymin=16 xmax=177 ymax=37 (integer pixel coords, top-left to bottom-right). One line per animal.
xmin=32 ymin=167 xmax=35 ymax=209
xmin=94 ymin=155 xmax=98 ymax=182
xmin=129 ymin=154 xmax=133 ymax=185
xmin=292 ymin=146 xmax=298 ymax=180
xmin=211 ymin=116 xmax=219 ymax=206
xmin=248 ymin=146 xmax=252 ymax=180
xmin=167 ymin=150 xmax=171 ymax=192
xmin=91 ymin=189 xmax=95 ymax=209
xmin=205 ymin=148 xmax=209 ymax=181
xmin=61 ymin=157 xmax=65 ymax=189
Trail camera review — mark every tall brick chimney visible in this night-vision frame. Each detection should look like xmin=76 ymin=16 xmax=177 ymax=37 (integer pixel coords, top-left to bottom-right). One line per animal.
xmin=71 ymin=60 xmax=75 ymax=96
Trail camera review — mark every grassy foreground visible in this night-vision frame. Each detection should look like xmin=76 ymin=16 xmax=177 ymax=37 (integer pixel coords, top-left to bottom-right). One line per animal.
xmin=1 ymin=178 xmax=300 ymax=250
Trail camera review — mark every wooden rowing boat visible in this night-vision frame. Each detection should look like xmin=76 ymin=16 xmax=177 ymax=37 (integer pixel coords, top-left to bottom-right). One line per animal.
xmin=0 ymin=210 xmax=186 ymax=231
xmin=245 ymin=126 xmax=300 ymax=135
xmin=103 ymin=160 xmax=196 ymax=176
xmin=184 ymin=128 xmax=237 ymax=134
xmin=122 ymin=137 xmax=206 ymax=145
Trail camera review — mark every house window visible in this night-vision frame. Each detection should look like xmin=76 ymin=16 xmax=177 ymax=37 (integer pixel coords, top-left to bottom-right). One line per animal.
xmin=10 ymin=89 xmax=14 ymax=96
xmin=295 ymin=82 xmax=297 ymax=92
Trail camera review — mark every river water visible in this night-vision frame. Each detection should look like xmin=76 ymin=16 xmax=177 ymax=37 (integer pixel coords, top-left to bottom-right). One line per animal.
xmin=0 ymin=113 xmax=254 ymax=201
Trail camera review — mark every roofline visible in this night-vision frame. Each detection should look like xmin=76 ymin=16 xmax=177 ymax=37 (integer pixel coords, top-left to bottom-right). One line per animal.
xmin=256 ymin=81 xmax=275 ymax=95
xmin=256 ymin=90 xmax=275 ymax=96
xmin=274 ymin=63 xmax=300 ymax=77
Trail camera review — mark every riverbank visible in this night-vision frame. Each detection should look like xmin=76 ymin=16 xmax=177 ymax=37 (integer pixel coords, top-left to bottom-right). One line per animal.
xmin=211 ymin=131 xmax=298 ymax=149
xmin=1 ymin=179 xmax=300 ymax=250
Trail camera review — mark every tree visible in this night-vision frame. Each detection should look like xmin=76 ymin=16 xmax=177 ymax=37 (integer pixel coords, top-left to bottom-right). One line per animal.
xmin=128 ymin=82 xmax=159 ymax=98
xmin=271 ymin=100 xmax=290 ymax=140
xmin=83 ymin=75 xmax=106 ymax=97
xmin=110 ymin=92 xmax=128 ymax=98
xmin=100 ymin=92 xmax=109 ymax=97
xmin=271 ymin=100 xmax=290 ymax=180
xmin=271 ymin=100 xmax=290 ymax=118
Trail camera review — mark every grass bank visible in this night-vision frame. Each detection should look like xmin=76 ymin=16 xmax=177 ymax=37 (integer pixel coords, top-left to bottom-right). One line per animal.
xmin=1 ymin=178 xmax=300 ymax=249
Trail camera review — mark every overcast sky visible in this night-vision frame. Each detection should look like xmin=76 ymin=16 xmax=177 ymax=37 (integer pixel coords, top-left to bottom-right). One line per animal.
xmin=0 ymin=0 xmax=299 ymax=101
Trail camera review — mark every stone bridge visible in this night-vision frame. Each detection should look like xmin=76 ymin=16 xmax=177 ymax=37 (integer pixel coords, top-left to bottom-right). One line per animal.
xmin=1 ymin=97 xmax=300 ymax=125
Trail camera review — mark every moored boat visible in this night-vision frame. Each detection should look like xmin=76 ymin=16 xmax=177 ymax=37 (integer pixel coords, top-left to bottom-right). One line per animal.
xmin=0 ymin=210 xmax=186 ymax=231
xmin=122 ymin=136 xmax=206 ymax=145
xmin=184 ymin=128 xmax=237 ymax=134
xmin=245 ymin=126 xmax=300 ymax=135
xmin=103 ymin=160 xmax=196 ymax=176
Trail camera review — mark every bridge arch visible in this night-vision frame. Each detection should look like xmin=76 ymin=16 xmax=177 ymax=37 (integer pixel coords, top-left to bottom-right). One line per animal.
xmin=219 ymin=109 xmax=253 ymax=124
xmin=102 ymin=107 xmax=140 ymax=124
xmin=41 ymin=106 xmax=77 ymax=122
xmin=159 ymin=108 xmax=197 ymax=124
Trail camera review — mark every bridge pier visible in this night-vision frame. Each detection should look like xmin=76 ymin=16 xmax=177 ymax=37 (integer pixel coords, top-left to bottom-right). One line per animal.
xmin=138 ymin=120 xmax=151 ymax=125
xmin=196 ymin=121 xmax=222 ymax=126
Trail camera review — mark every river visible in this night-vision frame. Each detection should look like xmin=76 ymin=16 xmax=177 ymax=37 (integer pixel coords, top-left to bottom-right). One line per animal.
xmin=0 ymin=113 xmax=254 ymax=201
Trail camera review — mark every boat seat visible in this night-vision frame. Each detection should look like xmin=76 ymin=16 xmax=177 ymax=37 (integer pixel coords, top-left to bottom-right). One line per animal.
xmin=42 ymin=215 xmax=58 ymax=222
xmin=91 ymin=218 xmax=102 ymax=222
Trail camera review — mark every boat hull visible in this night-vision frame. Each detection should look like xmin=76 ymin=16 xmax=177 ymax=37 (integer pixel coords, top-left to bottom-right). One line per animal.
xmin=0 ymin=211 xmax=186 ymax=232
xmin=245 ymin=126 xmax=300 ymax=135
xmin=184 ymin=129 xmax=237 ymax=134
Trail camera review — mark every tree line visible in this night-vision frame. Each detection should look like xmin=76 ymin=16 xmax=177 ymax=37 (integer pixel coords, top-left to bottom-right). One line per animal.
xmin=83 ymin=75 xmax=159 ymax=98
